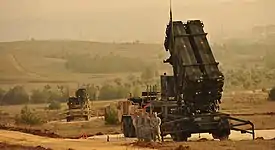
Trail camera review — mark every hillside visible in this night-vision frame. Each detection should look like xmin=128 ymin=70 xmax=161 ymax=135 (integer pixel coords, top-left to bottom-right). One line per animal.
xmin=0 ymin=36 xmax=275 ymax=91
xmin=0 ymin=40 xmax=167 ymax=90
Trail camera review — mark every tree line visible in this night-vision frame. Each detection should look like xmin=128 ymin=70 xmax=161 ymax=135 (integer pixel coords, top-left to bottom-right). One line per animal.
xmin=0 ymin=66 xmax=160 ymax=106
xmin=1 ymin=55 xmax=275 ymax=106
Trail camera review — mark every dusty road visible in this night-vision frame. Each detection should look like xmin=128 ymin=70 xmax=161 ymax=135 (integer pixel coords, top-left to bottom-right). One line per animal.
xmin=0 ymin=130 xmax=138 ymax=150
xmin=0 ymin=129 xmax=275 ymax=150
xmin=89 ymin=130 xmax=275 ymax=141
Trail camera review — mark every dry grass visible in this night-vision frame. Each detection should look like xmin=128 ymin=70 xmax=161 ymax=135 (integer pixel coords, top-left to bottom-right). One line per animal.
xmin=0 ymin=91 xmax=275 ymax=138
xmin=0 ymin=99 xmax=122 ymax=116
xmin=220 ymin=92 xmax=275 ymax=129
xmin=0 ymin=99 xmax=123 ymax=137
xmin=0 ymin=40 xmax=165 ymax=92
xmin=0 ymin=40 xmax=269 ymax=91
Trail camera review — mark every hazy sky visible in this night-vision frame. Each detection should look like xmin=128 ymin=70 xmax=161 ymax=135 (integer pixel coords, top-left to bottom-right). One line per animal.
xmin=0 ymin=0 xmax=274 ymax=43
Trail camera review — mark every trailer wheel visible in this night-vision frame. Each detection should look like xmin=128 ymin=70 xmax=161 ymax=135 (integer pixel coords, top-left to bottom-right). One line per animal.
xmin=212 ymin=132 xmax=229 ymax=141
xmin=122 ymin=116 xmax=133 ymax=138
xmin=122 ymin=121 xmax=130 ymax=137
xmin=66 ymin=116 xmax=73 ymax=122
xmin=122 ymin=117 xmax=136 ymax=137
xmin=84 ymin=116 xmax=90 ymax=121
xmin=213 ymin=118 xmax=231 ymax=141
xmin=171 ymin=132 xmax=188 ymax=141
xmin=219 ymin=134 xmax=229 ymax=141
xmin=212 ymin=129 xmax=230 ymax=141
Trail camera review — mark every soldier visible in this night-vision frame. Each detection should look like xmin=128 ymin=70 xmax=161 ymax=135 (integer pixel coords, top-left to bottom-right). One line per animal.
xmin=136 ymin=112 xmax=143 ymax=141
xmin=132 ymin=113 xmax=140 ymax=141
xmin=143 ymin=112 xmax=153 ymax=142
xmin=151 ymin=112 xmax=162 ymax=142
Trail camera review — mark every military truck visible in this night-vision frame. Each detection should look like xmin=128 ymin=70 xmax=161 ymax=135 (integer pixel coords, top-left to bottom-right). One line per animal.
xmin=121 ymin=86 xmax=160 ymax=137
xmin=121 ymin=7 xmax=255 ymax=141
xmin=66 ymin=88 xmax=93 ymax=122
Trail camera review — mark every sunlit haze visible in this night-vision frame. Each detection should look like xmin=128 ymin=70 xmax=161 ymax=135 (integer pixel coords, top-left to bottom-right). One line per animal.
xmin=0 ymin=0 xmax=274 ymax=43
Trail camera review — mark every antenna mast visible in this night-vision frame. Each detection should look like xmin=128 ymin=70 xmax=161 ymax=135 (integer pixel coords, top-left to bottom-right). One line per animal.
xmin=170 ymin=0 xmax=173 ymax=22
xmin=169 ymin=0 xmax=174 ymax=50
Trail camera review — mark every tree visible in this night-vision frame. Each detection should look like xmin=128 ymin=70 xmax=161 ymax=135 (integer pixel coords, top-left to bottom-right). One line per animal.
xmin=114 ymin=78 xmax=122 ymax=86
xmin=48 ymin=91 xmax=63 ymax=102
xmin=99 ymin=84 xmax=129 ymax=100
xmin=44 ymin=85 xmax=51 ymax=91
xmin=268 ymin=87 xmax=275 ymax=101
xmin=132 ymin=86 xmax=141 ymax=97
xmin=30 ymin=89 xmax=49 ymax=104
xmin=56 ymin=85 xmax=69 ymax=102
xmin=2 ymin=86 xmax=29 ymax=105
xmin=116 ymin=85 xmax=130 ymax=98
xmin=0 ymin=88 xmax=6 ymax=105
xmin=84 ymin=84 xmax=99 ymax=100
xmin=99 ymin=84 xmax=117 ymax=100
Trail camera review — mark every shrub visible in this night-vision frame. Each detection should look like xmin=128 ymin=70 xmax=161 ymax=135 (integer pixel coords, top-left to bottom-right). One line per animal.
xmin=48 ymin=101 xmax=61 ymax=110
xmin=15 ymin=105 xmax=43 ymax=125
xmin=2 ymin=86 xmax=29 ymax=105
xmin=105 ymin=104 xmax=119 ymax=125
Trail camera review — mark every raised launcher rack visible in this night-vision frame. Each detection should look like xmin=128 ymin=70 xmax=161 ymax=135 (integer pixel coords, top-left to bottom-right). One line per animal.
xmin=152 ymin=20 xmax=255 ymax=141
xmin=164 ymin=20 xmax=224 ymax=114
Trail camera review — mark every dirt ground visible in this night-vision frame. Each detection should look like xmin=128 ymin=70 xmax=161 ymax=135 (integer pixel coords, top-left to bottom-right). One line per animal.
xmin=0 ymin=129 xmax=275 ymax=150
xmin=0 ymin=130 xmax=137 ymax=150
xmin=220 ymin=91 xmax=275 ymax=129
xmin=0 ymin=91 xmax=275 ymax=149
xmin=129 ymin=140 xmax=275 ymax=150
xmin=0 ymin=142 xmax=52 ymax=150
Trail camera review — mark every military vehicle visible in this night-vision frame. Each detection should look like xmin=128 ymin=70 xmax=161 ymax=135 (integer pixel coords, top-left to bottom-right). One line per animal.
xmin=121 ymin=86 xmax=159 ymax=137
xmin=66 ymin=88 xmax=93 ymax=122
xmin=121 ymin=5 xmax=255 ymax=141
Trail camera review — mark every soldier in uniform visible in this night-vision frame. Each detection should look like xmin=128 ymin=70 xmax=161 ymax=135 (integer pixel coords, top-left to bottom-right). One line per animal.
xmin=132 ymin=112 xmax=140 ymax=141
xmin=143 ymin=112 xmax=153 ymax=142
xmin=150 ymin=112 xmax=162 ymax=142
xmin=139 ymin=111 xmax=146 ymax=141
xmin=136 ymin=112 xmax=143 ymax=141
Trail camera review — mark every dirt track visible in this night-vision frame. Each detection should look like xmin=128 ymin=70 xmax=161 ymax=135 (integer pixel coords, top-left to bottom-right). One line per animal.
xmin=0 ymin=142 xmax=51 ymax=150
xmin=0 ymin=129 xmax=275 ymax=150
xmin=0 ymin=130 xmax=137 ymax=150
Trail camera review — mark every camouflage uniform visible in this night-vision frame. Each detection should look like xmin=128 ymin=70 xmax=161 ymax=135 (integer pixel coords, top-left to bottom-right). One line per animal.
xmin=142 ymin=114 xmax=153 ymax=142
xmin=136 ymin=115 xmax=143 ymax=141
xmin=132 ymin=114 xmax=140 ymax=141
xmin=150 ymin=112 xmax=162 ymax=142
